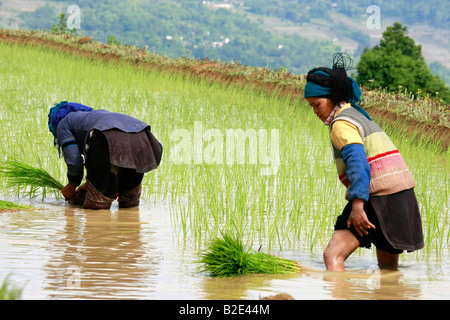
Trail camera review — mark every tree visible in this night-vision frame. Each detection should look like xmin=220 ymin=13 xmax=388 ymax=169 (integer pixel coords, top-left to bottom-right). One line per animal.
xmin=357 ymin=22 xmax=450 ymax=103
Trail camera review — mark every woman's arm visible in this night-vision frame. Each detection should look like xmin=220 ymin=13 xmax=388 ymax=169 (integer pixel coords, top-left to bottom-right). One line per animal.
xmin=331 ymin=120 xmax=375 ymax=236
xmin=341 ymin=143 xmax=370 ymax=202
xmin=341 ymin=144 xmax=375 ymax=236
xmin=56 ymin=118 xmax=84 ymax=187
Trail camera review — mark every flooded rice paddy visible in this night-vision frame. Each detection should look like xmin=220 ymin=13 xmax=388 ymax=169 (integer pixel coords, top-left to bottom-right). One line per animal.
xmin=1 ymin=41 xmax=449 ymax=301
xmin=1 ymin=197 xmax=449 ymax=300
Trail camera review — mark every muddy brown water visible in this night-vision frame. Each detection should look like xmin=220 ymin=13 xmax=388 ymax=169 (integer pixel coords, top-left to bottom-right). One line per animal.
xmin=0 ymin=198 xmax=449 ymax=300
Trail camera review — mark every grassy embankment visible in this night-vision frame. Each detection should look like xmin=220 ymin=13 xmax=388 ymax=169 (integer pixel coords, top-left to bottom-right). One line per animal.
xmin=1 ymin=28 xmax=449 ymax=147
xmin=0 ymin=29 xmax=448 ymax=256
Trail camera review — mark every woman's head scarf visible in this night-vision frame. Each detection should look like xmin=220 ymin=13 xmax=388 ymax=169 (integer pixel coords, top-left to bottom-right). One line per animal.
xmin=48 ymin=101 xmax=93 ymax=137
xmin=304 ymin=53 xmax=371 ymax=120
xmin=304 ymin=70 xmax=333 ymax=98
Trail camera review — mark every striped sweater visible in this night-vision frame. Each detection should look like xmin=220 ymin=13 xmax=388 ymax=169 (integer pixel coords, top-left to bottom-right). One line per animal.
xmin=330 ymin=104 xmax=416 ymax=198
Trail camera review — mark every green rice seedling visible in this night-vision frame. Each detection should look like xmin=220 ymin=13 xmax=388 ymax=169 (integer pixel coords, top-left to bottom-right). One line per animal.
xmin=0 ymin=276 xmax=23 ymax=300
xmin=0 ymin=200 xmax=32 ymax=211
xmin=0 ymin=160 xmax=64 ymax=199
xmin=1 ymin=35 xmax=449 ymax=258
xmin=198 ymin=233 xmax=301 ymax=277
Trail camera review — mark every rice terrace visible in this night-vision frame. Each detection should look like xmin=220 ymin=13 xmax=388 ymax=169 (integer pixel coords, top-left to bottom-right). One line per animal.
xmin=0 ymin=28 xmax=449 ymax=302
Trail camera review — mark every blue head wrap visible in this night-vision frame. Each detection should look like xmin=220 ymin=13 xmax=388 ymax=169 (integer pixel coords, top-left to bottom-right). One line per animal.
xmin=304 ymin=70 xmax=332 ymax=98
xmin=347 ymin=77 xmax=371 ymax=120
xmin=48 ymin=101 xmax=93 ymax=136
xmin=304 ymin=71 xmax=371 ymax=120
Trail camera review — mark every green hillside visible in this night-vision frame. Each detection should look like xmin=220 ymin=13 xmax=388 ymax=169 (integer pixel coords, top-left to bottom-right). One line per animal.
xmin=2 ymin=0 xmax=449 ymax=85
xmin=1 ymin=28 xmax=448 ymax=144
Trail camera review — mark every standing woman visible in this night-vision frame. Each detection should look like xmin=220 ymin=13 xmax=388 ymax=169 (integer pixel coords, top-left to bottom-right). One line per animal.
xmin=304 ymin=54 xmax=423 ymax=271
xmin=48 ymin=101 xmax=162 ymax=210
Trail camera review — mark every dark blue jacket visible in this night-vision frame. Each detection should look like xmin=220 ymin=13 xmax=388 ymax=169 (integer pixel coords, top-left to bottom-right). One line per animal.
xmin=56 ymin=110 xmax=150 ymax=183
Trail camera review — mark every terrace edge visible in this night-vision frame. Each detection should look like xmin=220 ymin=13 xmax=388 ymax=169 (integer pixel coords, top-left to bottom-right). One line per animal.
xmin=0 ymin=29 xmax=448 ymax=152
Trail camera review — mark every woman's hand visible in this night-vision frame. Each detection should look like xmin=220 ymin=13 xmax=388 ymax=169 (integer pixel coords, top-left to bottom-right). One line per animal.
xmin=61 ymin=183 xmax=77 ymax=201
xmin=347 ymin=199 xmax=376 ymax=236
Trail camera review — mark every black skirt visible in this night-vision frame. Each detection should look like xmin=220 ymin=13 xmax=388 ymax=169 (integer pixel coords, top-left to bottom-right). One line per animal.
xmin=84 ymin=128 xmax=162 ymax=198
xmin=370 ymin=188 xmax=424 ymax=252
xmin=335 ymin=188 xmax=424 ymax=252
xmin=101 ymin=128 xmax=162 ymax=173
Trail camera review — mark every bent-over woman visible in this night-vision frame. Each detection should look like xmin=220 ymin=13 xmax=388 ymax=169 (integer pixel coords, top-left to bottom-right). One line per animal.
xmin=48 ymin=101 xmax=162 ymax=210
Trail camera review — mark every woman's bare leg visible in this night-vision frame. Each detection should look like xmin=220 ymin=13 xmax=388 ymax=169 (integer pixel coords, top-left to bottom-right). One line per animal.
xmin=323 ymin=230 xmax=360 ymax=271
xmin=376 ymin=249 xmax=399 ymax=270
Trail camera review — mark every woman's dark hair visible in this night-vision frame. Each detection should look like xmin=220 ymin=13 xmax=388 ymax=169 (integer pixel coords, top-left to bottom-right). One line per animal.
xmin=306 ymin=53 xmax=354 ymax=106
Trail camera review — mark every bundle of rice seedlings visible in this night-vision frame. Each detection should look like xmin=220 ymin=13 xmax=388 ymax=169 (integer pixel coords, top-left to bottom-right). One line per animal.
xmin=0 ymin=160 xmax=64 ymax=199
xmin=198 ymin=233 xmax=301 ymax=277
xmin=0 ymin=200 xmax=32 ymax=212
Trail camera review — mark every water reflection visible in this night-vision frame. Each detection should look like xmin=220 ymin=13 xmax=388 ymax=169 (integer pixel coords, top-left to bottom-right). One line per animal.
xmin=200 ymin=274 xmax=297 ymax=300
xmin=322 ymin=268 xmax=421 ymax=300
xmin=199 ymin=263 xmax=424 ymax=300
xmin=44 ymin=206 xmax=160 ymax=299
xmin=1 ymin=201 xmax=449 ymax=300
